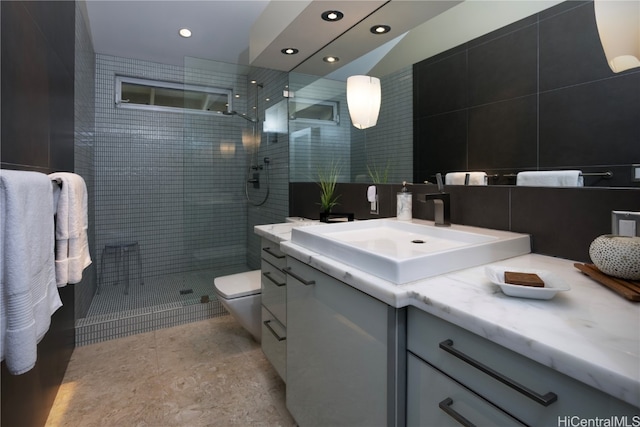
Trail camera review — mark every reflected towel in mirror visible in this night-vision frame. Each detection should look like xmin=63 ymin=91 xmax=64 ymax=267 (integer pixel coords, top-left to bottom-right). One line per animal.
xmin=445 ymin=172 xmax=488 ymax=185
xmin=516 ymin=170 xmax=583 ymax=187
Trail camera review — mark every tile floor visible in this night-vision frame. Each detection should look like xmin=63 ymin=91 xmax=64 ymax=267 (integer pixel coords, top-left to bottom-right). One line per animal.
xmin=46 ymin=315 xmax=296 ymax=427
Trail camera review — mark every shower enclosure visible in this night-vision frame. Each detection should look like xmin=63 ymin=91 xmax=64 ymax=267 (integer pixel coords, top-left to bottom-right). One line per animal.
xmin=77 ymin=56 xmax=288 ymax=345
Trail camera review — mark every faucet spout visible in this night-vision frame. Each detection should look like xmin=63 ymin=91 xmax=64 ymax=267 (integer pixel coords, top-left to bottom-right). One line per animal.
xmin=424 ymin=193 xmax=451 ymax=227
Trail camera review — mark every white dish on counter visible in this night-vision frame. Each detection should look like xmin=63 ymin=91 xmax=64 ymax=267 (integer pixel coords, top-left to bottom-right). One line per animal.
xmin=485 ymin=265 xmax=571 ymax=300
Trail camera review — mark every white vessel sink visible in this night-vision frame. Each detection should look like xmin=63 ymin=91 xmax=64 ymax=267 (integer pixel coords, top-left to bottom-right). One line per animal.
xmin=290 ymin=219 xmax=531 ymax=284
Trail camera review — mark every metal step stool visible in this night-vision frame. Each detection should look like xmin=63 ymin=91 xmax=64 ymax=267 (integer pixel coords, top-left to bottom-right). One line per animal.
xmin=98 ymin=241 xmax=143 ymax=295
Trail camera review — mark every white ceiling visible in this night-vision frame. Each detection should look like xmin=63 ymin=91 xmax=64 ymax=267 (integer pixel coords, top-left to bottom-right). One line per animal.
xmin=83 ymin=1 xmax=564 ymax=79
xmin=82 ymin=0 xmax=462 ymax=77
xmin=84 ymin=1 xmax=270 ymax=67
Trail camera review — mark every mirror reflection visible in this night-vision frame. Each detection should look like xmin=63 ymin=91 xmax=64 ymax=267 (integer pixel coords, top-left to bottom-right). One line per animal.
xmin=288 ymin=0 xmax=639 ymax=188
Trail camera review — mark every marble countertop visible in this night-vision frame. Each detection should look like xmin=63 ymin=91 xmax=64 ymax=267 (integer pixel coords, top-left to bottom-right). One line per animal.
xmin=255 ymin=221 xmax=640 ymax=408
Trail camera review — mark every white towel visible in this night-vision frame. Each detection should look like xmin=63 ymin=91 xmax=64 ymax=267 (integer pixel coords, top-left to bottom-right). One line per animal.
xmin=0 ymin=169 xmax=62 ymax=375
xmin=445 ymin=172 xmax=488 ymax=186
xmin=48 ymin=173 xmax=92 ymax=286
xmin=516 ymin=170 xmax=584 ymax=187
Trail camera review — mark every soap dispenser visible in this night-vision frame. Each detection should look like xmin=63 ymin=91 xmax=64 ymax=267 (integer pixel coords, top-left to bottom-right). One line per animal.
xmin=397 ymin=181 xmax=412 ymax=221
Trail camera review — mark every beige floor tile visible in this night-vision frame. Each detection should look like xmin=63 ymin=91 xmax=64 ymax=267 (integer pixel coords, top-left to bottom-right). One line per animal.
xmin=46 ymin=316 xmax=295 ymax=427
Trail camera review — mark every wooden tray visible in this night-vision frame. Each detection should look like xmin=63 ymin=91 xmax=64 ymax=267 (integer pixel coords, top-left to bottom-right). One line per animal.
xmin=574 ymin=263 xmax=640 ymax=302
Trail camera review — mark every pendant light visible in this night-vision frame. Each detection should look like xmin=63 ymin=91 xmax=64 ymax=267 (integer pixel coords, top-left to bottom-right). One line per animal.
xmin=594 ymin=0 xmax=640 ymax=73
xmin=346 ymin=75 xmax=381 ymax=130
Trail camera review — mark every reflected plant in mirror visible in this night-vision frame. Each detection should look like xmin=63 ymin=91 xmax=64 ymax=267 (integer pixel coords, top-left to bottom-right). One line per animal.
xmin=367 ymin=159 xmax=392 ymax=184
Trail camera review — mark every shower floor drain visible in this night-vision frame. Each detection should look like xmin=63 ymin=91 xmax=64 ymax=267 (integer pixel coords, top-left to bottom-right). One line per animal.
xmin=179 ymin=288 xmax=194 ymax=295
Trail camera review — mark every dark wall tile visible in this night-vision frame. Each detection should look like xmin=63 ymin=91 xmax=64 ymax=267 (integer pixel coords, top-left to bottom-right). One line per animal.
xmin=413 ymin=0 xmax=637 ymax=184
xmin=0 ymin=1 xmax=76 ymax=426
xmin=511 ymin=187 xmax=640 ymax=261
xmin=48 ymin=52 xmax=75 ymax=171
xmin=1 ymin=1 xmax=51 ymax=168
xmin=23 ymin=1 xmax=75 ymax=75
xmin=289 ymin=183 xmax=397 ymax=220
xmin=468 ymin=24 xmax=538 ymax=105
xmin=539 ymin=72 xmax=640 ymax=167
xmin=468 ymin=13 xmax=538 ymax=49
xmin=414 ymin=111 xmax=468 ymax=183
xmin=448 ymin=185 xmax=511 ymax=230
xmin=413 ymin=51 xmax=467 ymax=117
xmin=468 ymin=95 xmax=538 ymax=170
xmin=539 ymin=1 xmax=612 ymax=91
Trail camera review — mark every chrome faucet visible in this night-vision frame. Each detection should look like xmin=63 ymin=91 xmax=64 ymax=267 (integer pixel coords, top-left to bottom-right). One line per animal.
xmin=424 ymin=173 xmax=451 ymax=227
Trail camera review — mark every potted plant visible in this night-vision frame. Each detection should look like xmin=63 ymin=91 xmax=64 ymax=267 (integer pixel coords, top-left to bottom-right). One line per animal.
xmin=317 ymin=161 xmax=341 ymax=217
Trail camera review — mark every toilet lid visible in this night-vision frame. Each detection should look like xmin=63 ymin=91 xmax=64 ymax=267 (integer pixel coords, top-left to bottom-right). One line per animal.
xmin=214 ymin=270 xmax=261 ymax=299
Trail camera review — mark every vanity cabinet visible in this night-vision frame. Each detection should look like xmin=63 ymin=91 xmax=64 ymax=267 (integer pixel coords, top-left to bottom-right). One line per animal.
xmin=285 ymin=256 xmax=405 ymax=427
xmin=407 ymin=307 xmax=639 ymax=426
xmin=260 ymin=238 xmax=287 ymax=381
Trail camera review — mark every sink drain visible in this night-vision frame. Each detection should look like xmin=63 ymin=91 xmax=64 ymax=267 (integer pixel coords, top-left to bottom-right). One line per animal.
xmin=412 ymin=239 xmax=426 ymax=244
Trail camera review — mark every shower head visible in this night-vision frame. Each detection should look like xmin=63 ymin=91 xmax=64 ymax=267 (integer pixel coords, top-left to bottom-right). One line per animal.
xmin=222 ymin=110 xmax=256 ymax=123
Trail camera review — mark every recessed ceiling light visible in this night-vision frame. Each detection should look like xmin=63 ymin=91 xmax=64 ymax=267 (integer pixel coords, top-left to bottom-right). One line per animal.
xmin=323 ymin=56 xmax=339 ymax=63
xmin=179 ymin=28 xmax=192 ymax=38
xmin=281 ymin=48 xmax=299 ymax=55
xmin=321 ymin=10 xmax=344 ymax=21
xmin=370 ymin=25 xmax=391 ymax=34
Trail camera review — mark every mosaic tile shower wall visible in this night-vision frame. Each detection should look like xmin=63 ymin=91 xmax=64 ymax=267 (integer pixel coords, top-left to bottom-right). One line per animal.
xmin=95 ymin=55 xmax=250 ymax=283
xmin=83 ymin=56 xmax=290 ymax=345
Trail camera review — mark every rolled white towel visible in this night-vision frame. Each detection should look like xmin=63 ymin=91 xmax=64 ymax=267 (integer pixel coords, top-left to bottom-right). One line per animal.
xmin=445 ymin=172 xmax=487 ymax=186
xmin=516 ymin=170 xmax=583 ymax=187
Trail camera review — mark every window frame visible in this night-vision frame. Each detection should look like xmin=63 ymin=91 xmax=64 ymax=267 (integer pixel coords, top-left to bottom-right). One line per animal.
xmin=114 ymin=76 xmax=233 ymax=116
xmin=289 ymin=97 xmax=340 ymax=125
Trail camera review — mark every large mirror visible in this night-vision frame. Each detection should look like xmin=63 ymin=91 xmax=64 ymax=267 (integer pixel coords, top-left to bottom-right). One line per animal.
xmin=288 ymin=0 xmax=639 ymax=188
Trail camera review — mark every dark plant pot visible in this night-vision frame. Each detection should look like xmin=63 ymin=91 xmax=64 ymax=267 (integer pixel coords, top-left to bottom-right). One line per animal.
xmin=320 ymin=212 xmax=355 ymax=223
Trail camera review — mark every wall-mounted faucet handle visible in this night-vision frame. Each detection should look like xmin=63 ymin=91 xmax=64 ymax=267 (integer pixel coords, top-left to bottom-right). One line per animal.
xmin=424 ymin=192 xmax=451 ymax=227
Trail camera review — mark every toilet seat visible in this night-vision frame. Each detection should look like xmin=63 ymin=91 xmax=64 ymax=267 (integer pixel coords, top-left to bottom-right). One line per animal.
xmin=214 ymin=270 xmax=261 ymax=299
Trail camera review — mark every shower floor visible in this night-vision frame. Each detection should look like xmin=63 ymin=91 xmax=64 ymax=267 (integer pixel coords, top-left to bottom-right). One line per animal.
xmin=76 ymin=264 xmax=252 ymax=346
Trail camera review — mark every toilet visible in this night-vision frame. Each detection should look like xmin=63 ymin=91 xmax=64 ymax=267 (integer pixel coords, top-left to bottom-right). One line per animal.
xmin=213 ymin=270 xmax=262 ymax=342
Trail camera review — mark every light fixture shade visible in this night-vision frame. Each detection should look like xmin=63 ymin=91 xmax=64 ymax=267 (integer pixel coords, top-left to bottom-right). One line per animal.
xmin=347 ymin=75 xmax=381 ymax=130
xmin=594 ymin=0 xmax=640 ymax=73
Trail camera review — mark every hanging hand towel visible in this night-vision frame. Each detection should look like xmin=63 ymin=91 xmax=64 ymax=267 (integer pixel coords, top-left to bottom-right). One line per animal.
xmin=0 ymin=169 xmax=62 ymax=375
xmin=48 ymin=172 xmax=92 ymax=286
xmin=445 ymin=172 xmax=488 ymax=186
xmin=516 ymin=170 xmax=583 ymax=187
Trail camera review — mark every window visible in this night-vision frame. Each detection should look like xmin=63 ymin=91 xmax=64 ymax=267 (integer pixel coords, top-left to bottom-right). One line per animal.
xmin=289 ymin=98 xmax=339 ymax=124
xmin=115 ymin=76 xmax=232 ymax=115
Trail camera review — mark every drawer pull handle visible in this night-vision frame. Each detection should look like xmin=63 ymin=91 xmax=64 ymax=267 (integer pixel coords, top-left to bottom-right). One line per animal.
xmin=263 ymin=271 xmax=286 ymax=287
xmin=439 ymin=339 xmax=557 ymax=407
xmin=263 ymin=320 xmax=286 ymax=341
xmin=284 ymin=267 xmax=315 ymax=286
xmin=262 ymin=247 xmax=285 ymax=259
xmin=439 ymin=398 xmax=475 ymax=427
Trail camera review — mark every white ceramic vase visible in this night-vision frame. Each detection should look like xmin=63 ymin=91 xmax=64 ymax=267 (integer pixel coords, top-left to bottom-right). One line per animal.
xmin=589 ymin=235 xmax=640 ymax=280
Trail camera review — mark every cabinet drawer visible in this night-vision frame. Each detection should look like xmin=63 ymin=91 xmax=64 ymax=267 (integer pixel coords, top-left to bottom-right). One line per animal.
xmin=261 ymin=307 xmax=286 ymax=382
xmin=261 ymin=259 xmax=286 ymax=325
xmin=407 ymin=353 xmax=524 ymax=427
xmin=261 ymin=239 xmax=286 ymax=270
xmin=407 ymin=308 xmax=639 ymax=425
